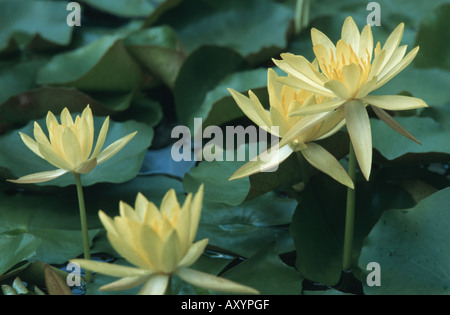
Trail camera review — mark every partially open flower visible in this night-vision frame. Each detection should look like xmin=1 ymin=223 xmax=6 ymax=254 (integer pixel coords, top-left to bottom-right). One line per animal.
xmin=273 ymin=17 xmax=428 ymax=180
xmin=8 ymin=105 xmax=136 ymax=184
xmin=71 ymin=185 xmax=259 ymax=295
xmin=228 ymin=68 xmax=353 ymax=188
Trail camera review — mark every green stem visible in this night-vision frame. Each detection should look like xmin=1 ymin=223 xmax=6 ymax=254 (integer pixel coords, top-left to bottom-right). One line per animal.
xmin=165 ymin=276 xmax=172 ymax=295
xmin=342 ymin=142 xmax=357 ymax=272
xmin=295 ymin=151 xmax=310 ymax=186
xmin=73 ymin=173 xmax=93 ymax=282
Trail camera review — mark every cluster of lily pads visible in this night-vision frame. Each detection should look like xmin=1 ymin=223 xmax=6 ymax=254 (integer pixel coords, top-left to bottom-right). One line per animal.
xmin=0 ymin=0 xmax=449 ymax=295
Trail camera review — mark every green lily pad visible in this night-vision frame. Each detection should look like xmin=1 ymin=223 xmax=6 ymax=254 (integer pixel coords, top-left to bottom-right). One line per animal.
xmin=371 ymin=116 xmax=450 ymax=162
xmin=197 ymin=191 xmax=297 ymax=258
xmin=174 ymin=45 xmax=246 ymax=131
xmin=0 ymin=0 xmax=73 ymax=53
xmin=0 ymin=116 xmax=154 ymax=187
xmin=0 ymin=233 xmax=40 ymax=276
xmin=124 ymin=25 xmax=186 ymax=89
xmin=80 ymin=0 xmax=182 ymax=20
xmin=183 ymin=159 xmax=250 ymax=206
xmin=36 ymin=35 xmax=143 ymax=92
xmin=359 ymin=187 xmax=450 ymax=295
xmin=289 ymin=171 xmax=414 ymax=286
xmin=220 ymin=243 xmax=303 ymax=295
xmin=158 ymin=0 xmax=294 ymax=65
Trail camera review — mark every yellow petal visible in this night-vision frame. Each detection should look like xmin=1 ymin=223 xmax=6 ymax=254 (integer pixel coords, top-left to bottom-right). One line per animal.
xmin=378 ymin=45 xmax=407 ymax=79
xmin=301 ymin=143 xmax=354 ymax=188
xmin=324 ymin=79 xmax=351 ymax=100
xmin=188 ymin=184 xmax=204 ymax=244
xmin=175 ymin=267 xmax=259 ymax=294
xmin=342 ymin=64 xmax=361 ymax=97
xmin=70 ymin=259 xmax=153 ymax=278
xmin=341 ymin=16 xmax=360 ymax=53
xmin=91 ymin=116 xmax=110 ymax=158
xmin=120 ymin=200 xmax=139 ymax=221
xmin=362 ymin=95 xmax=428 ymax=111
xmin=279 ymin=111 xmax=330 ymax=148
xmin=61 ymin=127 xmax=83 ymax=167
xmin=160 ymin=230 xmax=182 ymax=273
xmin=311 ymin=28 xmax=336 ymax=52
xmin=160 ymin=189 xmax=180 ymax=217
xmin=279 ymin=53 xmax=327 ymax=85
xmin=38 ymin=142 xmax=74 ymax=170
xmin=371 ymin=106 xmax=421 ymax=144
xmin=227 ymin=88 xmax=272 ymax=128
xmin=375 ymin=46 xmax=419 ymax=89
xmin=96 ymin=131 xmax=137 ymax=165
xmin=380 ymin=23 xmax=404 ymax=71
xmin=138 ymin=274 xmax=170 ymax=295
xmin=229 ymin=145 xmax=293 ymax=180
xmin=290 ymin=99 xmax=346 ymax=116
xmin=33 ymin=122 xmax=51 ymax=147
xmin=179 ymin=239 xmax=209 ymax=268
xmin=359 ymin=24 xmax=373 ymax=60
xmin=74 ymin=157 xmax=97 ymax=174
xmin=99 ymin=275 xmax=150 ymax=292
xmin=46 ymin=111 xmax=59 ymax=133
xmin=60 ymin=108 xmax=74 ymax=126
xmin=7 ymin=169 xmax=68 ymax=184
xmin=99 ymin=210 xmax=118 ymax=235
xmin=19 ymin=132 xmax=43 ymax=159
xmin=344 ymin=100 xmax=372 ymax=181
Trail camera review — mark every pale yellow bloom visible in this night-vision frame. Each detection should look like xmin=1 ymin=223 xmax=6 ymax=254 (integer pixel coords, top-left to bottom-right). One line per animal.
xmin=71 ymin=185 xmax=259 ymax=295
xmin=8 ymin=105 xmax=137 ymax=184
xmin=273 ymin=17 xmax=428 ymax=180
xmin=228 ymin=68 xmax=353 ymax=188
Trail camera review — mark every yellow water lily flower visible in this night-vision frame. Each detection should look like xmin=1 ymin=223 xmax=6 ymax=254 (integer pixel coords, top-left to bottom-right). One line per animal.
xmin=228 ymin=68 xmax=353 ymax=188
xmin=273 ymin=16 xmax=428 ymax=180
xmin=71 ymin=185 xmax=259 ymax=295
xmin=8 ymin=105 xmax=137 ymax=184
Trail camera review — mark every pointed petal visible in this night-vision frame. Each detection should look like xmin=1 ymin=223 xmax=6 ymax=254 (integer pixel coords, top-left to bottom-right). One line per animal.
xmin=19 ymin=132 xmax=44 ymax=159
xmin=70 ymin=259 xmax=153 ymax=278
xmin=371 ymin=106 xmax=421 ymax=144
xmin=311 ymin=28 xmax=336 ymax=52
xmin=279 ymin=111 xmax=330 ymax=148
xmin=344 ymin=100 xmax=372 ymax=181
xmin=7 ymin=169 xmax=68 ymax=184
xmin=380 ymin=23 xmax=404 ymax=71
xmin=60 ymin=108 xmax=74 ymax=126
xmin=229 ymin=145 xmax=293 ymax=180
xmin=301 ymin=143 xmax=354 ymax=188
xmin=290 ymin=99 xmax=346 ymax=116
xmin=91 ymin=116 xmax=110 ymax=158
xmin=176 ymin=267 xmax=259 ymax=294
xmin=179 ymin=239 xmax=209 ymax=268
xmin=227 ymin=88 xmax=272 ymax=128
xmin=280 ymin=53 xmax=327 ymax=85
xmin=359 ymin=24 xmax=373 ymax=60
xmin=38 ymin=142 xmax=74 ymax=170
xmin=342 ymin=64 xmax=361 ymax=97
xmin=160 ymin=230 xmax=182 ymax=273
xmin=74 ymin=157 xmax=97 ymax=174
xmin=362 ymin=95 xmax=428 ymax=111
xmin=375 ymin=46 xmax=419 ymax=89
xmin=341 ymin=16 xmax=360 ymax=52
xmin=99 ymin=275 xmax=150 ymax=292
xmin=61 ymin=127 xmax=83 ymax=167
xmin=97 ymin=131 xmax=137 ymax=165
xmin=188 ymin=184 xmax=204 ymax=244
xmin=138 ymin=274 xmax=169 ymax=295
xmin=324 ymin=79 xmax=351 ymax=100
xmin=98 ymin=210 xmax=118 ymax=235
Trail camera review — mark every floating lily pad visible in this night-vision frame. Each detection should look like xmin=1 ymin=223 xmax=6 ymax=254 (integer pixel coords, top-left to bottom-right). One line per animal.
xmin=37 ymin=35 xmax=143 ymax=91
xmin=158 ymin=0 xmax=294 ymax=65
xmin=359 ymin=187 xmax=450 ymax=295
xmin=0 ymin=233 xmax=40 ymax=276
xmin=0 ymin=0 xmax=73 ymax=53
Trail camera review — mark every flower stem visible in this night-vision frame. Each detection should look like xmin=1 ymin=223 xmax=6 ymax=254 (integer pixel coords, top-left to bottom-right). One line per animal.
xmin=342 ymin=142 xmax=357 ymax=272
xmin=295 ymin=151 xmax=310 ymax=186
xmin=73 ymin=173 xmax=93 ymax=282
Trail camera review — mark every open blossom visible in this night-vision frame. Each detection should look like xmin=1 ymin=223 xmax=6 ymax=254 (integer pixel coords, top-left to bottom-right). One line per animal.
xmin=273 ymin=17 xmax=428 ymax=180
xmin=228 ymin=68 xmax=353 ymax=188
xmin=71 ymin=185 xmax=259 ymax=295
xmin=8 ymin=105 xmax=136 ymax=184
